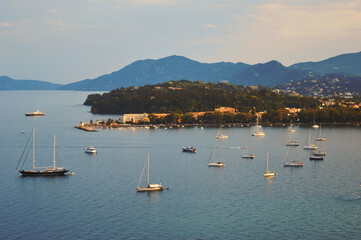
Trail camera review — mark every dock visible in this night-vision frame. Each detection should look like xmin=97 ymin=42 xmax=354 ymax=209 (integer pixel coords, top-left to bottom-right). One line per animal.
xmin=75 ymin=126 xmax=98 ymax=132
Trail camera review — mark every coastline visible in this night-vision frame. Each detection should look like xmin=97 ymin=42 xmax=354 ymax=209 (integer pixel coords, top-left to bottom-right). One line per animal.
xmin=75 ymin=121 xmax=361 ymax=131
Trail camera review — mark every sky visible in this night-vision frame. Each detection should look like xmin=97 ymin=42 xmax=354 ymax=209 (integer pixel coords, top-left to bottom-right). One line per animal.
xmin=0 ymin=0 xmax=360 ymax=84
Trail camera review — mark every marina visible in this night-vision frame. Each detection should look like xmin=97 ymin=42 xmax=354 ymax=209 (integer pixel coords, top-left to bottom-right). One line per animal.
xmin=1 ymin=91 xmax=361 ymax=239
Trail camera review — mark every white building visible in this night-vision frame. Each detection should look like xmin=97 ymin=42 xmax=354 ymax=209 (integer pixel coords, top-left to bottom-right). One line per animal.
xmin=122 ymin=113 xmax=149 ymax=123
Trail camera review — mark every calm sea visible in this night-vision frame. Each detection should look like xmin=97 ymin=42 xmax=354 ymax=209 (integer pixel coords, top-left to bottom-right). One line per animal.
xmin=0 ymin=91 xmax=361 ymax=240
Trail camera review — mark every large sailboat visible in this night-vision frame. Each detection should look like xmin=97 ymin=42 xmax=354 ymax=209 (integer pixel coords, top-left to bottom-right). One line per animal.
xmin=252 ymin=116 xmax=265 ymax=136
xmin=283 ymin=145 xmax=304 ymax=167
xmin=264 ymin=152 xmax=275 ymax=177
xmin=208 ymin=144 xmax=225 ymax=167
xmin=303 ymin=129 xmax=318 ymax=150
xmin=137 ymin=153 xmax=164 ymax=192
xmin=17 ymin=129 xmax=70 ymax=176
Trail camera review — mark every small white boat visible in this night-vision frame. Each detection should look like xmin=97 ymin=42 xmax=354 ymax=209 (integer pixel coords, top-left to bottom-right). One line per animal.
xmin=252 ymin=116 xmax=265 ymax=136
xmin=84 ymin=146 xmax=97 ymax=154
xmin=286 ymin=140 xmax=299 ymax=146
xmin=283 ymin=145 xmax=304 ymax=167
xmin=208 ymin=144 xmax=225 ymax=167
xmin=312 ymin=150 xmax=326 ymax=156
xmin=264 ymin=152 xmax=275 ymax=177
xmin=310 ymin=155 xmax=324 ymax=160
xmin=216 ymin=124 xmax=228 ymax=139
xmin=315 ymin=123 xmax=327 ymax=141
xmin=182 ymin=146 xmax=196 ymax=153
xmin=242 ymin=146 xmax=255 ymax=159
xmin=312 ymin=117 xmax=319 ymax=128
xmin=303 ymin=129 xmax=318 ymax=150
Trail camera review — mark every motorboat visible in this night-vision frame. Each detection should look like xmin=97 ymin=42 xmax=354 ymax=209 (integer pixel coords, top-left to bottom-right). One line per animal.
xmin=84 ymin=146 xmax=97 ymax=154
xmin=182 ymin=146 xmax=196 ymax=153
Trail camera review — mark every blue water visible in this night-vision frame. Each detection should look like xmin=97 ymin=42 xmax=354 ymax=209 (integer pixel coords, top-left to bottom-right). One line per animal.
xmin=1 ymin=91 xmax=361 ymax=239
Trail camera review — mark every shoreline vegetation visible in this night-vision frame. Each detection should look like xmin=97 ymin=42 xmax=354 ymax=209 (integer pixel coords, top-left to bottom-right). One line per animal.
xmin=80 ymin=80 xmax=361 ymax=130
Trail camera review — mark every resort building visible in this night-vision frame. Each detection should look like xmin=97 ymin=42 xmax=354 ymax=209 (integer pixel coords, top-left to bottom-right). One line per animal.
xmin=122 ymin=113 xmax=150 ymax=123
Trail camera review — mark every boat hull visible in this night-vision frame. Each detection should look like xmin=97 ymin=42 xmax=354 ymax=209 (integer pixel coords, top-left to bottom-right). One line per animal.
xmin=303 ymin=145 xmax=318 ymax=150
xmin=182 ymin=147 xmax=196 ymax=153
xmin=208 ymin=162 xmax=225 ymax=167
xmin=264 ymin=172 xmax=275 ymax=177
xmin=19 ymin=169 xmax=70 ymax=176
xmin=283 ymin=162 xmax=304 ymax=167
xmin=25 ymin=113 xmax=45 ymax=116
xmin=310 ymin=156 xmax=324 ymax=160
xmin=137 ymin=187 xmax=164 ymax=192
xmin=242 ymin=155 xmax=255 ymax=159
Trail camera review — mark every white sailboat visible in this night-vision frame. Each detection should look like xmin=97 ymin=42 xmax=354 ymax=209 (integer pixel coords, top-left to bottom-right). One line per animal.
xmin=17 ymin=129 xmax=70 ymax=176
xmin=283 ymin=145 xmax=304 ymax=167
xmin=303 ymin=129 xmax=318 ymax=150
xmin=241 ymin=146 xmax=255 ymax=159
xmin=208 ymin=144 xmax=225 ymax=167
xmin=137 ymin=153 xmax=164 ymax=192
xmin=312 ymin=117 xmax=319 ymax=128
xmin=264 ymin=152 xmax=275 ymax=177
xmin=216 ymin=124 xmax=228 ymax=139
xmin=289 ymin=120 xmax=295 ymax=132
xmin=252 ymin=116 xmax=265 ymax=136
xmin=315 ymin=123 xmax=327 ymax=141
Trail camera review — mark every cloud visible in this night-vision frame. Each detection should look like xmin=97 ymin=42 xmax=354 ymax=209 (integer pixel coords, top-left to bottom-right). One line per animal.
xmin=89 ymin=0 xmax=178 ymax=5
xmin=247 ymin=1 xmax=361 ymax=40
xmin=225 ymin=0 xmax=361 ymax=64
xmin=47 ymin=20 xmax=100 ymax=31
xmin=203 ymin=24 xmax=217 ymax=28
xmin=0 ymin=22 xmax=10 ymax=27
xmin=49 ymin=9 xmax=57 ymax=13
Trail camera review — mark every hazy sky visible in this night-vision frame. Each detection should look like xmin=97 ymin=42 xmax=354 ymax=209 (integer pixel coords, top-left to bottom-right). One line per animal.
xmin=0 ymin=0 xmax=360 ymax=84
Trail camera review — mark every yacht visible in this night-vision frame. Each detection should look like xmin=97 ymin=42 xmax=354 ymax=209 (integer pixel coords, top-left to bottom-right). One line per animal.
xmin=17 ymin=129 xmax=70 ymax=176
xmin=25 ymin=109 xmax=45 ymax=116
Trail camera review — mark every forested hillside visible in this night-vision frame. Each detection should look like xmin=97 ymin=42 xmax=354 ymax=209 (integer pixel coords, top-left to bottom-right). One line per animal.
xmin=84 ymin=80 xmax=319 ymax=114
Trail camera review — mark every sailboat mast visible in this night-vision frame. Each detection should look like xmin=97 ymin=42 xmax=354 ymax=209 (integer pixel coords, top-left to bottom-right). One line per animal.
xmin=266 ymin=152 xmax=269 ymax=171
xmin=213 ymin=144 xmax=215 ymax=162
xmin=33 ymin=128 xmax=35 ymax=169
xmin=53 ymin=134 xmax=56 ymax=169
xmin=147 ymin=152 xmax=150 ymax=186
xmin=290 ymin=145 xmax=293 ymax=162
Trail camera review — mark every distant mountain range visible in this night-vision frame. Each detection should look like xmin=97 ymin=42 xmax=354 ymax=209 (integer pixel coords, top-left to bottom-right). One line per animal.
xmin=0 ymin=76 xmax=61 ymax=90
xmin=1 ymin=51 xmax=360 ymax=92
